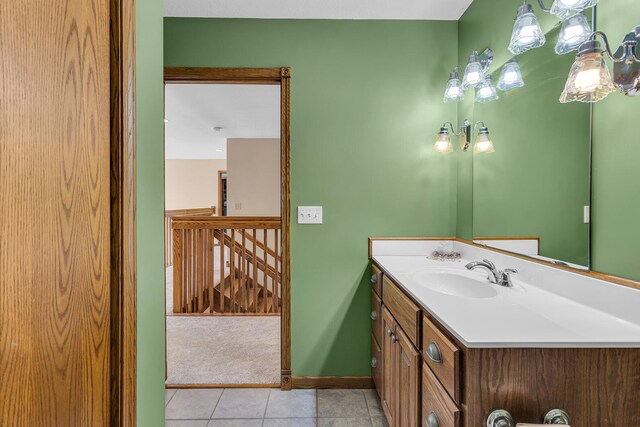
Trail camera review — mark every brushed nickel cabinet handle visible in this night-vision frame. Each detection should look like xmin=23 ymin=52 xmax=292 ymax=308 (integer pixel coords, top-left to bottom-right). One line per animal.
xmin=544 ymin=409 xmax=570 ymax=424
xmin=486 ymin=410 xmax=514 ymax=427
xmin=371 ymin=357 xmax=377 ymax=368
xmin=387 ymin=329 xmax=393 ymax=337
xmin=426 ymin=411 xmax=440 ymax=427
xmin=370 ymin=274 xmax=378 ymax=284
xmin=371 ymin=310 xmax=378 ymax=321
xmin=391 ymin=334 xmax=398 ymax=344
xmin=426 ymin=342 xmax=443 ymax=364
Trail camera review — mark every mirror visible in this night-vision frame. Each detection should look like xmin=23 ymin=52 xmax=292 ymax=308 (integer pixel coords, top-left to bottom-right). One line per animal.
xmin=471 ymin=10 xmax=593 ymax=269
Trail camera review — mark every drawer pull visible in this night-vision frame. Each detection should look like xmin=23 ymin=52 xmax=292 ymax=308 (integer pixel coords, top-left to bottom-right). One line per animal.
xmin=486 ymin=409 xmax=514 ymax=427
xmin=387 ymin=329 xmax=393 ymax=337
xmin=426 ymin=342 xmax=443 ymax=364
xmin=371 ymin=310 xmax=378 ymax=321
xmin=370 ymin=273 xmax=378 ymax=284
xmin=371 ymin=357 xmax=377 ymax=368
xmin=426 ymin=411 xmax=440 ymax=427
xmin=391 ymin=334 xmax=398 ymax=344
xmin=544 ymin=409 xmax=570 ymax=424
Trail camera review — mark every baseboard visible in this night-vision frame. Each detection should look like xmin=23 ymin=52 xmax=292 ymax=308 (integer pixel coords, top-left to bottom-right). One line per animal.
xmin=292 ymin=376 xmax=375 ymax=389
xmin=166 ymin=383 xmax=281 ymax=389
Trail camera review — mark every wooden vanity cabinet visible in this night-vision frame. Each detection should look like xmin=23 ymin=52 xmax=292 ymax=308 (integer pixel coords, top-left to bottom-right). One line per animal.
xmin=371 ymin=262 xmax=640 ymax=427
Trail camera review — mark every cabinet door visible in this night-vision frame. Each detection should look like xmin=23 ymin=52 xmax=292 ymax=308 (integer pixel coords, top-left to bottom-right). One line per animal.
xmin=381 ymin=308 xmax=397 ymax=425
xmin=396 ymin=326 xmax=421 ymax=427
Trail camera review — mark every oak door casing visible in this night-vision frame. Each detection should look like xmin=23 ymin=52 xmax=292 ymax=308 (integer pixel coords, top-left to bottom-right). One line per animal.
xmin=0 ymin=0 xmax=112 ymax=425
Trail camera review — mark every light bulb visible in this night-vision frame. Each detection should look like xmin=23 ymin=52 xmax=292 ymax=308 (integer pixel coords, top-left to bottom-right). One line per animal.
xmin=434 ymin=129 xmax=454 ymax=153
xmin=560 ymin=40 xmax=616 ymax=103
xmin=474 ymin=129 xmax=495 ymax=154
xmin=550 ymin=0 xmax=598 ymax=20
xmin=462 ymin=52 xmax=485 ymax=89
xmin=555 ymin=13 xmax=592 ymax=55
xmin=508 ymin=3 xmax=546 ymax=55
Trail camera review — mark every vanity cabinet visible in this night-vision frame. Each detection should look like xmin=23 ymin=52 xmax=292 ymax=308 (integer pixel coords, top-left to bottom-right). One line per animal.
xmin=370 ymin=261 xmax=640 ymax=427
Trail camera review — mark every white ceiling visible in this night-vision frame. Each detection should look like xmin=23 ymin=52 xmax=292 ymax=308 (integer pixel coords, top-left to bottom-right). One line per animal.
xmin=165 ymin=84 xmax=280 ymax=160
xmin=164 ymin=0 xmax=474 ymax=21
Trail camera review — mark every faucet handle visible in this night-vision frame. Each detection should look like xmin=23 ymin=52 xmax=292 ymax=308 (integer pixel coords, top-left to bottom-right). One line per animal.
xmin=482 ymin=259 xmax=497 ymax=270
xmin=499 ymin=269 xmax=518 ymax=287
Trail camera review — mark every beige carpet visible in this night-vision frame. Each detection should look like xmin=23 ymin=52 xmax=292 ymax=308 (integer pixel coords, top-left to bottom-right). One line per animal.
xmin=166 ymin=268 xmax=281 ymax=385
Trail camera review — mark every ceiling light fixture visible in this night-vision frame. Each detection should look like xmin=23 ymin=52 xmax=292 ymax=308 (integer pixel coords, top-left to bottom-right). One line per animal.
xmin=497 ymin=58 xmax=525 ymax=91
xmin=508 ymin=2 xmax=546 ymax=55
xmin=560 ymin=27 xmax=640 ymax=102
xmin=212 ymin=126 xmax=223 ymax=132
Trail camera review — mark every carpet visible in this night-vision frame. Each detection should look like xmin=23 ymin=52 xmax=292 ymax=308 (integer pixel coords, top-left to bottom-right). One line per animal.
xmin=166 ymin=315 xmax=281 ymax=385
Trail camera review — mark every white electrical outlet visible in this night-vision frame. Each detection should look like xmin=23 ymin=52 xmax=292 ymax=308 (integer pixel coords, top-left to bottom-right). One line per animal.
xmin=297 ymin=206 xmax=323 ymax=224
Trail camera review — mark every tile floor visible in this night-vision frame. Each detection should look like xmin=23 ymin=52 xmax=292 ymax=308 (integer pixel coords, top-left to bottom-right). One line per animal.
xmin=165 ymin=388 xmax=389 ymax=426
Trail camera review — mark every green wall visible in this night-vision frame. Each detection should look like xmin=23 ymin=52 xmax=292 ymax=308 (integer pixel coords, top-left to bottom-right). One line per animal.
xmin=591 ymin=0 xmax=640 ymax=281
xmin=457 ymin=0 xmax=591 ymax=265
xmin=163 ymin=18 xmax=458 ymax=376
xmin=136 ymin=0 xmax=165 ymax=425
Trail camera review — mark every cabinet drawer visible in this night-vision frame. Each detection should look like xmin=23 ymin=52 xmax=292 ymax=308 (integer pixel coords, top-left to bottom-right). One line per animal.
xmin=423 ymin=316 xmax=461 ymax=404
xmin=371 ymin=264 xmax=382 ymax=297
xmin=371 ymin=334 xmax=382 ymax=399
xmin=423 ymin=365 xmax=461 ymax=427
xmin=372 ymin=290 xmax=382 ymax=345
xmin=383 ymin=275 xmax=420 ymax=346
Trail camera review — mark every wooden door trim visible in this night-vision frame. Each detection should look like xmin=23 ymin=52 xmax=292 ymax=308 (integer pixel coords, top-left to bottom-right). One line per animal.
xmin=164 ymin=67 xmax=292 ymax=390
xmin=110 ymin=0 xmax=137 ymax=424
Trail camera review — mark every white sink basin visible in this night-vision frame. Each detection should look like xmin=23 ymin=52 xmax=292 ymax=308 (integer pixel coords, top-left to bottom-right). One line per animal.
xmin=408 ymin=270 xmax=498 ymax=299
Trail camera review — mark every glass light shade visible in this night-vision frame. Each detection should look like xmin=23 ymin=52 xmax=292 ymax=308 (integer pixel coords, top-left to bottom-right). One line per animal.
xmin=555 ymin=13 xmax=592 ymax=55
xmin=508 ymin=3 xmax=546 ymax=55
xmin=443 ymin=70 xmax=464 ymax=103
xmin=474 ymin=130 xmax=495 ymax=154
xmin=560 ymin=42 xmax=617 ymax=103
xmin=497 ymin=59 xmax=525 ymax=91
xmin=550 ymin=0 xmax=598 ymax=20
xmin=434 ymin=130 xmax=454 ymax=153
xmin=462 ymin=53 xmax=485 ymax=89
xmin=475 ymin=76 xmax=500 ymax=104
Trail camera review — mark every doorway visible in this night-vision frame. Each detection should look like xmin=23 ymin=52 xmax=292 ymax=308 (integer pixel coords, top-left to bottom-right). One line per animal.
xmin=163 ymin=68 xmax=291 ymax=389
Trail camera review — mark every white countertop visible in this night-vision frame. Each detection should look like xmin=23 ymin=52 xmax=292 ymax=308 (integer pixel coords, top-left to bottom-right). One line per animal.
xmin=372 ymin=240 xmax=640 ymax=348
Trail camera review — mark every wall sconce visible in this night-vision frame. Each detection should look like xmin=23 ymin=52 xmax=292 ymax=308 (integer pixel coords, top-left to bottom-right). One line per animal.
xmin=475 ymin=76 xmax=500 ymax=103
xmin=442 ymin=49 xmax=494 ymax=104
xmin=560 ymin=27 xmax=640 ymax=102
xmin=433 ymin=120 xmax=495 ymax=153
xmin=555 ymin=13 xmax=592 ymax=55
xmin=508 ymin=2 xmax=546 ymax=55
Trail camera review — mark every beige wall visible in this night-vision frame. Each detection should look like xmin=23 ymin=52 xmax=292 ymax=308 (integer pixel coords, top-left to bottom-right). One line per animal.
xmin=165 ymin=159 xmax=227 ymax=211
xmin=227 ymin=138 xmax=280 ymax=216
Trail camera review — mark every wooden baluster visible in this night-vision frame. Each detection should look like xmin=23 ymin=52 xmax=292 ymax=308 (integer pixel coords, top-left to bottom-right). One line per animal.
xmin=253 ymin=229 xmax=258 ymax=314
xmin=242 ymin=230 xmax=247 ymax=312
xmin=263 ymin=229 xmax=268 ymax=314
xmin=208 ymin=229 xmax=214 ymax=313
xmin=196 ymin=228 xmax=204 ymax=312
xmin=220 ymin=229 xmax=225 ymax=314
xmin=275 ymin=228 xmax=279 ymax=313
xmin=185 ymin=229 xmax=191 ymax=313
xmin=231 ymin=229 xmax=236 ymax=313
xmin=173 ymin=228 xmax=183 ymax=313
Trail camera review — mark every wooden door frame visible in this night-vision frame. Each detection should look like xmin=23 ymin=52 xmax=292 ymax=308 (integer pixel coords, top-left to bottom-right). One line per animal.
xmin=163 ymin=67 xmax=293 ymax=390
xmin=110 ymin=0 xmax=137 ymax=424
xmin=218 ymin=170 xmax=227 ymax=216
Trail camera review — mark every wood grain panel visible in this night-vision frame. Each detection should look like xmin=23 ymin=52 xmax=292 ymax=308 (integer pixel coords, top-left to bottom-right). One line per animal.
xmin=382 ymin=276 xmax=420 ymax=347
xmin=423 ymin=316 xmax=461 ymax=404
xmin=372 ymin=290 xmax=382 ymax=346
xmin=381 ymin=308 xmax=396 ymax=425
xmin=371 ymin=334 xmax=383 ymax=399
xmin=464 ymin=347 xmax=640 ymax=427
xmin=423 ymin=365 xmax=461 ymax=427
xmin=395 ymin=326 xmax=421 ymax=427
xmin=371 ymin=263 xmax=382 ymax=297
xmin=0 ymin=0 xmax=111 ymax=425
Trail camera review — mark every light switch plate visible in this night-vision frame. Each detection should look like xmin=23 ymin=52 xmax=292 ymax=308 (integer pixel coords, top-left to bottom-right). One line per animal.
xmin=298 ymin=206 xmax=323 ymax=224
xmin=584 ymin=205 xmax=590 ymax=224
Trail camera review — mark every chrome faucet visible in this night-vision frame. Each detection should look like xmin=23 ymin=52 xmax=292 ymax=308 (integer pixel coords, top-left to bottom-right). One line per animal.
xmin=465 ymin=259 xmax=518 ymax=287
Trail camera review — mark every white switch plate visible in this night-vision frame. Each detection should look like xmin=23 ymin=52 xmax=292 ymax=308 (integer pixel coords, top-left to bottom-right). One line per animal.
xmin=584 ymin=205 xmax=590 ymax=224
xmin=298 ymin=206 xmax=323 ymax=224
